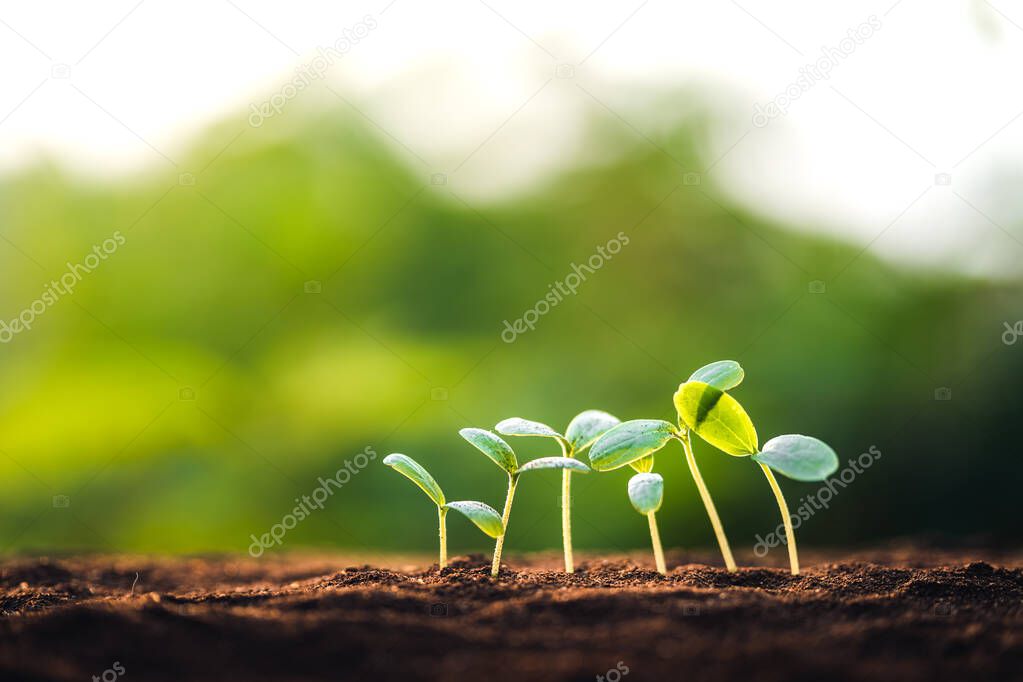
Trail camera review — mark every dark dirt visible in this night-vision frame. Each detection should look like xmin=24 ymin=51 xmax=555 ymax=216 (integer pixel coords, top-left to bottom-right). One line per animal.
xmin=1 ymin=546 xmax=1021 ymax=682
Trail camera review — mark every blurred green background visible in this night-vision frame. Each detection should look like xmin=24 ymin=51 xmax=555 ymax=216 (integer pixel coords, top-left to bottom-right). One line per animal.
xmin=1 ymin=95 xmax=1020 ymax=559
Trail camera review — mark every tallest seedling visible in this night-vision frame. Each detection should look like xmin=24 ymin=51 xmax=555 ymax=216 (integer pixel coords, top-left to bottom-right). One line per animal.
xmin=495 ymin=410 xmax=620 ymax=573
xmin=674 ymin=362 xmax=839 ymax=575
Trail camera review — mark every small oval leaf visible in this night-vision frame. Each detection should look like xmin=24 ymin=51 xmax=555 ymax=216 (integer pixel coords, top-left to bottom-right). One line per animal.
xmin=588 ymin=420 xmax=677 ymax=471
xmin=459 ymin=428 xmax=518 ymax=473
xmin=495 ymin=417 xmax=563 ymax=440
xmin=752 ymin=434 xmax=839 ymax=481
xmin=674 ymin=382 xmax=758 ymax=456
xmin=628 ymin=473 xmax=664 ymax=514
xmin=689 ymin=360 xmax=745 ymax=391
xmin=444 ymin=500 xmax=505 ymax=538
xmin=516 ymin=457 xmax=591 ymax=474
xmin=383 ymin=453 xmax=445 ymax=506
xmin=565 ymin=410 xmax=621 ymax=451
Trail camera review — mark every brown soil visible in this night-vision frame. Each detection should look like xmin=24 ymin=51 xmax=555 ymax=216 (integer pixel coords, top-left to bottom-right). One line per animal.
xmin=1 ymin=547 xmax=1021 ymax=682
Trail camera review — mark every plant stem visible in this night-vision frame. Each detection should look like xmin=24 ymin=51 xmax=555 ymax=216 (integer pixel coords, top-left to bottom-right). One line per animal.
xmin=678 ymin=433 xmax=737 ymax=572
xmin=491 ymin=473 xmax=518 ymax=578
xmin=438 ymin=506 xmax=448 ymax=570
xmin=647 ymin=511 xmax=667 ymax=575
xmin=560 ymin=439 xmax=576 ymax=572
xmin=759 ymin=463 xmax=798 ymax=575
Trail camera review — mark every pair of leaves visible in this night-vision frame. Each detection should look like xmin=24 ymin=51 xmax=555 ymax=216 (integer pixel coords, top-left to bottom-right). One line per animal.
xmin=676 ymin=361 xmax=837 ymax=481
xmin=382 ymin=454 xmax=504 ymax=538
xmin=460 ymin=426 xmax=594 ymax=476
xmin=495 ymin=410 xmax=621 ymax=452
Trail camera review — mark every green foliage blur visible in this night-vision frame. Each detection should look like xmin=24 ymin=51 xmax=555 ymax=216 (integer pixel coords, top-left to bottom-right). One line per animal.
xmin=1 ymin=97 xmax=1020 ymax=557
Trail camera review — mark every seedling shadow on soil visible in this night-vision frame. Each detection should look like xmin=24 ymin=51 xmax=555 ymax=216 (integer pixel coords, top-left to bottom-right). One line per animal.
xmin=1 ymin=547 xmax=1020 ymax=682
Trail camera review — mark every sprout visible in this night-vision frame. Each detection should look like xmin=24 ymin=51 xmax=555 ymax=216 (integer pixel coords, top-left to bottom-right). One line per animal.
xmin=463 ymin=422 xmax=599 ymax=577
xmin=382 ymin=453 xmax=504 ymax=569
xmin=494 ymin=410 xmax=619 ymax=573
xmin=627 ymin=473 xmax=667 ymax=574
xmin=675 ymin=377 xmax=838 ymax=575
xmin=589 ymin=415 xmax=733 ymax=572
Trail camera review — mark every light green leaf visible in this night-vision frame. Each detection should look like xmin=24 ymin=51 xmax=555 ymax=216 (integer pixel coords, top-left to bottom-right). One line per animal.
xmin=444 ymin=501 xmax=505 ymax=538
xmin=382 ymin=453 xmax=445 ymax=506
xmin=674 ymin=381 xmax=758 ymax=456
xmin=495 ymin=417 xmax=563 ymax=440
xmin=588 ymin=420 xmax=677 ymax=472
xmin=752 ymin=435 xmax=839 ymax=482
xmin=689 ymin=360 xmax=745 ymax=391
xmin=629 ymin=455 xmax=655 ymax=473
xmin=565 ymin=410 xmax=621 ymax=451
xmin=516 ymin=457 xmax=591 ymax=474
xmin=459 ymin=428 xmax=518 ymax=474
xmin=627 ymin=473 xmax=664 ymax=514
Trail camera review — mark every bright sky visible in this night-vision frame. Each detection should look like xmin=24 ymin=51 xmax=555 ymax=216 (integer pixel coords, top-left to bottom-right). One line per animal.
xmin=2 ymin=1 xmax=1023 ymax=277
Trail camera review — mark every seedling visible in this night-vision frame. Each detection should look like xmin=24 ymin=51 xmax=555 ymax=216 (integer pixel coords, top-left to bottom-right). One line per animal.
xmin=494 ymin=410 xmax=620 ymax=573
xmin=674 ymin=370 xmax=838 ymax=575
xmin=589 ymin=415 xmax=735 ymax=572
xmin=627 ymin=472 xmax=667 ymax=574
xmin=382 ymin=453 xmax=504 ymax=569
xmin=460 ymin=426 xmax=593 ymax=577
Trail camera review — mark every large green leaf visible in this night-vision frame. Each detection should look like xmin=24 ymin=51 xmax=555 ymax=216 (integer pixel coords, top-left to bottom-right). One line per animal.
xmin=382 ymin=453 xmax=445 ymax=506
xmin=588 ymin=420 xmax=677 ymax=471
xmin=674 ymin=381 xmax=758 ymax=456
xmin=752 ymin=435 xmax=839 ymax=481
xmin=565 ymin=410 xmax=621 ymax=451
xmin=627 ymin=473 xmax=664 ymax=514
xmin=459 ymin=428 xmax=518 ymax=474
xmin=516 ymin=457 xmax=591 ymax=474
xmin=689 ymin=360 xmax=744 ymax=391
xmin=495 ymin=417 xmax=562 ymax=440
xmin=443 ymin=501 xmax=505 ymax=538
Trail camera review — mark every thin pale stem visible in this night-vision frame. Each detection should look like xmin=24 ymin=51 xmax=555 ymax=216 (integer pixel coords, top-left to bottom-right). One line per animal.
xmin=679 ymin=433 xmax=737 ymax=572
xmin=438 ymin=506 xmax=448 ymax=570
xmin=491 ymin=473 xmax=518 ymax=578
xmin=759 ymin=463 xmax=798 ymax=575
xmin=647 ymin=511 xmax=667 ymax=575
xmin=559 ymin=438 xmax=574 ymax=573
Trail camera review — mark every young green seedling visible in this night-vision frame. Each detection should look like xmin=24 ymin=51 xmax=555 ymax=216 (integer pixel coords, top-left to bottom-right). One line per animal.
xmin=627 ymin=472 xmax=667 ymax=574
xmin=460 ymin=426 xmax=593 ymax=577
xmin=589 ymin=414 xmax=736 ymax=571
xmin=382 ymin=453 xmax=504 ymax=569
xmin=494 ymin=410 xmax=620 ymax=573
xmin=674 ymin=377 xmax=838 ymax=575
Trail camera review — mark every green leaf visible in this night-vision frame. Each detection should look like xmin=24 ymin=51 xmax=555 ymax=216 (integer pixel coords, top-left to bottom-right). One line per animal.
xmin=752 ymin=435 xmax=839 ymax=482
xmin=382 ymin=453 xmax=445 ymax=507
xmin=459 ymin=428 xmax=518 ymax=474
xmin=588 ymin=420 xmax=677 ymax=471
xmin=443 ymin=501 xmax=505 ymax=538
xmin=629 ymin=455 xmax=655 ymax=473
xmin=627 ymin=473 xmax=664 ymax=514
xmin=516 ymin=457 xmax=591 ymax=474
xmin=674 ymin=381 xmax=758 ymax=456
xmin=565 ymin=410 xmax=621 ymax=451
xmin=689 ymin=360 xmax=745 ymax=391
xmin=495 ymin=417 xmax=563 ymax=440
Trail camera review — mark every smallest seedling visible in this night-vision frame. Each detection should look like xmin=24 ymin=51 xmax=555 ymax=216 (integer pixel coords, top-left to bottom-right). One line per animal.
xmin=628 ymin=472 xmax=667 ymax=575
xmin=382 ymin=454 xmax=504 ymax=569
